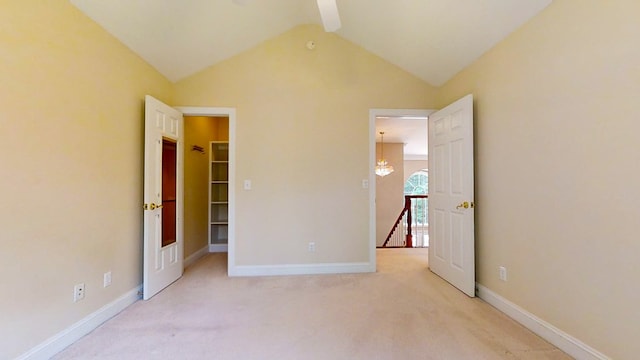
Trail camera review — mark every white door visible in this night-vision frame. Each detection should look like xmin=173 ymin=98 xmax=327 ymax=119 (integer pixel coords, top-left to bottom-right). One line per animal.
xmin=428 ymin=94 xmax=475 ymax=297
xmin=143 ymin=95 xmax=184 ymax=300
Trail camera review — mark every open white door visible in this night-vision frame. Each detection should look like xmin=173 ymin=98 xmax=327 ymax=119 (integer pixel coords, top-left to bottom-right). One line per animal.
xmin=143 ymin=95 xmax=184 ymax=300
xmin=428 ymin=94 xmax=475 ymax=297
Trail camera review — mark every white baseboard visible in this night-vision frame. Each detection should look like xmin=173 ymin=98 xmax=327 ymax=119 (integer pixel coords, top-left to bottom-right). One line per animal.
xmin=184 ymin=246 xmax=209 ymax=268
xmin=229 ymin=262 xmax=375 ymax=277
xmin=17 ymin=286 xmax=141 ymax=360
xmin=208 ymin=244 xmax=228 ymax=253
xmin=476 ymin=284 xmax=610 ymax=360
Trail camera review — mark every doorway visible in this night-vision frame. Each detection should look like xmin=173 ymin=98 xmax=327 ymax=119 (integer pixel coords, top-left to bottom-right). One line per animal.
xmin=183 ymin=116 xmax=229 ymax=261
xmin=370 ymin=96 xmax=475 ymax=298
xmin=176 ymin=107 xmax=236 ymax=274
xmin=369 ymin=109 xmax=433 ymax=259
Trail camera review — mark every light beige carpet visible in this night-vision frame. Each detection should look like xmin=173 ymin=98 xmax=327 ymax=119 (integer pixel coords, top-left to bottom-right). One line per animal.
xmin=53 ymin=249 xmax=571 ymax=359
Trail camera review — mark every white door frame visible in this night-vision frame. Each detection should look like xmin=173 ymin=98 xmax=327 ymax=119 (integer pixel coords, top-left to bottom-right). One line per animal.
xmin=368 ymin=109 xmax=434 ymax=265
xmin=175 ymin=106 xmax=236 ymax=275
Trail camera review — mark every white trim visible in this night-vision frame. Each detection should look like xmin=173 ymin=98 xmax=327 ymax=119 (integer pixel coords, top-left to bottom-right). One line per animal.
xmin=184 ymin=246 xmax=208 ymax=268
xmin=371 ymin=108 xmax=435 ymax=118
xmin=17 ymin=286 xmax=141 ymax=360
xmin=404 ymin=154 xmax=428 ymax=161
xmin=208 ymin=244 xmax=228 ymax=253
xmin=228 ymin=262 xmax=375 ymax=277
xmin=477 ymin=284 xmax=611 ymax=360
xmin=175 ymin=106 xmax=236 ymax=279
xmin=176 ymin=106 xmax=236 ymax=116
xmin=368 ymin=111 xmax=377 ymax=269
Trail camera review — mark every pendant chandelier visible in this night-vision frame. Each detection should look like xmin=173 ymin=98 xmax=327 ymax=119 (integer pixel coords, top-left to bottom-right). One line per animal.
xmin=375 ymin=131 xmax=394 ymax=177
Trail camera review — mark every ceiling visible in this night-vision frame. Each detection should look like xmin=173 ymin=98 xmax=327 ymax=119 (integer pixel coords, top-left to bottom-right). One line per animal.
xmin=69 ymin=0 xmax=552 ymax=86
xmin=376 ymin=116 xmax=428 ymax=159
xmin=69 ymin=0 xmax=551 ymax=158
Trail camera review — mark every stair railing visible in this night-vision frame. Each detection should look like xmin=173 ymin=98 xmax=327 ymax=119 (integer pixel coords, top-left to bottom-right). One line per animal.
xmin=381 ymin=195 xmax=428 ymax=248
xmin=382 ymin=206 xmax=408 ymax=247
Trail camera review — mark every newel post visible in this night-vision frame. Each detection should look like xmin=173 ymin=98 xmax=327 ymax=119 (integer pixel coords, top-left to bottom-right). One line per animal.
xmin=405 ymin=196 xmax=413 ymax=248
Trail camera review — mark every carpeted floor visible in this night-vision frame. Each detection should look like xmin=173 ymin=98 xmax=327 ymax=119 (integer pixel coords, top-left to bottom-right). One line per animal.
xmin=53 ymin=249 xmax=571 ymax=359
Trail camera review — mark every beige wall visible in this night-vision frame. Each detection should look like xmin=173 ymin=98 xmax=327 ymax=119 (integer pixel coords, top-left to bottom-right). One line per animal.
xmin=375 ymin=143 xmax=405 ymax=246
xmin=183 ymin=116 xmax=229 ymax=258
xmin=175 ymin=25 xmax=438 ymax=265
xmin=438 ymin=0 xmax=640 ymax=358
xmin=404 ymin=160 xmax=428 ymax=183
xmin=0 ymin=1 xmax=173 ymax=358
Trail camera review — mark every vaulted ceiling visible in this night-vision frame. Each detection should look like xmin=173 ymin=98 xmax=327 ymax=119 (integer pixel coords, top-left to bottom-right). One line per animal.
xmin=70 ymin=0 xmax=552 ymax=86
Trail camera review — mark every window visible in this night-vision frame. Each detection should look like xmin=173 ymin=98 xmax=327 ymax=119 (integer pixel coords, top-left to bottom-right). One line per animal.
xmin=404 ymin=170 xmax=428 ymax=226
xmin=404 ymin=170 xmax=428 ymax=195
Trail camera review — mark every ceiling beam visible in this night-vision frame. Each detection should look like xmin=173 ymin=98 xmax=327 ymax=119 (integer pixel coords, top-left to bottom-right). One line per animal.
xmin=317 ymin=0 xmax=341 ymax=32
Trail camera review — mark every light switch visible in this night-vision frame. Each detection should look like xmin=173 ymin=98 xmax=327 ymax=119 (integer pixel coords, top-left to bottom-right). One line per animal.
xmin=362 ymin=179 xmax=369 ymax=189
xmin=243 ymin=180 xmax=252 ymax=190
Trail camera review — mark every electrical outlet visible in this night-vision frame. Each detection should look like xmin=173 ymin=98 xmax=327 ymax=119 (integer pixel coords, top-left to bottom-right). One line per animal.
xmin=362 ymin=179 xmax=369 ymax=189
xmin=308 ymin=242 xmax=316 ymax=253
xmin=103 ymin=271 xmax=112 ymax=288
xmin=499 ymin=266 xmax=507 ymax=282
xmin=74 ymin=283 xmax=85 ymax=302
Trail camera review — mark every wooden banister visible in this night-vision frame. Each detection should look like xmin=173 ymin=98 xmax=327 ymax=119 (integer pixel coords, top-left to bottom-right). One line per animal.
xmin=381 ymin=195 xmax=429 ymax=248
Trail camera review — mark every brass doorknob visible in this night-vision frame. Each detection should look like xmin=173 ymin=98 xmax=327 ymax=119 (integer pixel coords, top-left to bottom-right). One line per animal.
xmin=143 ymin=203 xmax=164 ymax=210
xmin=456 ymin=201 xmax=474 ymax=209
xmin=456 ymin=201 xmax=469 ymax=209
